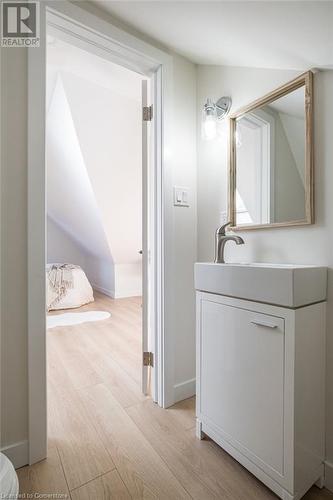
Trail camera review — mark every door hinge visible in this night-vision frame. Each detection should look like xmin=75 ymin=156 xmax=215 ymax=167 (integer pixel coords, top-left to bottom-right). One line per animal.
xmin=143 ymin=351 xmax=154 ymax=367
xmin=143 ymin=105 xmax=153 ymax=122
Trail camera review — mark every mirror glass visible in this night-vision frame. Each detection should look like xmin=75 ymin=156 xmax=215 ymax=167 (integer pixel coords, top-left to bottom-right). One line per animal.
xmin=233 ymin=83 xmax=310 ymax=228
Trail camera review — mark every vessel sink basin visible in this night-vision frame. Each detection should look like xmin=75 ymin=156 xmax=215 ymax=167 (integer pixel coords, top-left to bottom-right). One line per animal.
xmin=194 ymin=262 xmax=327 ymax=308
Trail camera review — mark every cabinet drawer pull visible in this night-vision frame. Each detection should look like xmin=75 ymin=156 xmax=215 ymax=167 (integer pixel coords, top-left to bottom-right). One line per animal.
xmin=251 ymin=320 xmax=278 ymax=329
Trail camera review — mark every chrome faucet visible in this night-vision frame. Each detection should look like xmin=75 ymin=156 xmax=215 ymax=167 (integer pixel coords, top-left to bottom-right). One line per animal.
xmin=214 ymin=222 xmax=244 ymax=264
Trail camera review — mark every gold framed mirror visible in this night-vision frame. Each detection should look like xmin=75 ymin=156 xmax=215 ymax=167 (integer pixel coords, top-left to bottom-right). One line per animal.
xmin=228 ymin=71 xmax=313 ymax=230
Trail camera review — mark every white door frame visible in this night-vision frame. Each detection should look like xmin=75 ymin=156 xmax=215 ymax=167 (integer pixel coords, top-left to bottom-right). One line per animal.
xmin=28 ymin=0 xmax=171 ymax=465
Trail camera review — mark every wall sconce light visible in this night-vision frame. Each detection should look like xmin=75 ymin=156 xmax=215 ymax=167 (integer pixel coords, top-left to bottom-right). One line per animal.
xmin=202 ymin=96 xmax=232 ymax=140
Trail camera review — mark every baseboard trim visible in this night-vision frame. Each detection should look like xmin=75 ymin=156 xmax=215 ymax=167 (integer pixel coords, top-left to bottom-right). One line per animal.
xmin=113 ymin=290 xmax=142 ymax=299
xmin=92 ymin=284 xmax=142 ymax=299
xmin=92 ymin=284 xmax=115 ymax=298
xmin=173 ymin=378 xmax=196 ymax=403
xmin=325 ymin=460 xmax=333 ymax=492
xmin=1 ymin=440 xmax=29 ymax=469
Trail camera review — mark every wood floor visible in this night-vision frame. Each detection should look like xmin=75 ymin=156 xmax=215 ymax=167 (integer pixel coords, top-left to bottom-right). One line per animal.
xmin=17 ymin=292 xmax=333 ymax=500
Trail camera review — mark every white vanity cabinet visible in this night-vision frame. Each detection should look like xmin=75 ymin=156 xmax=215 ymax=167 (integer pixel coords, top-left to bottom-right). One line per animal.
xmin=196 ymin=290 xmax=326 ymax=500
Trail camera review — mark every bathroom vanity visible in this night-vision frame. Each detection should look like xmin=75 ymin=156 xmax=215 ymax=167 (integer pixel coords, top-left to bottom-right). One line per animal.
xmin=195 ymin=263 xmax=327 ymax=500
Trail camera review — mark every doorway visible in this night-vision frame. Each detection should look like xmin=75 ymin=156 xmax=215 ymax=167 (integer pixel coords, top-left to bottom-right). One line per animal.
xmin=46 ymin=30 xmax=149 ymax=410
xmin=27 ymin=2 xmax=167 ymax=465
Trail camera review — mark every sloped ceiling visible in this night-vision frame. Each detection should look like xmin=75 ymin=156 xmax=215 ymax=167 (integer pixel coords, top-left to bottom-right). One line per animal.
xmin=61 ymin=71 xmax=142 ymax=264
xmin=46 ymin=39 xmax=143 ymax=267
xmin=92 ymin=1 xmax=333 ymax=70
xmin=47 ymin=76 xmax=113 ymax=262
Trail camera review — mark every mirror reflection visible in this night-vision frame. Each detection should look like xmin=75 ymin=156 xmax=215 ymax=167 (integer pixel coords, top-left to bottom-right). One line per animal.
xmin=235 ymin=86 xmax=306 ymax=226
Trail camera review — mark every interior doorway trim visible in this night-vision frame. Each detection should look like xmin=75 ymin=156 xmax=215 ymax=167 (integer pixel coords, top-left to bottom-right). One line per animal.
xmin=28 ymin=0 xmax=171 ymax=465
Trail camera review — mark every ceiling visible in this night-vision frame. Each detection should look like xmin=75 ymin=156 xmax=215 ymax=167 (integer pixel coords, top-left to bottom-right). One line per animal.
xmin=47 ymin=36 xmax=143 ymax=106
xmin=92 ymin=1 xmax=333 ymax=70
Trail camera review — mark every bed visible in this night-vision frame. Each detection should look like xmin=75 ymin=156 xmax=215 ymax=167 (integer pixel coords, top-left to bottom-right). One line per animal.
xmin=46 ymin=263 xmax=94 ymax=311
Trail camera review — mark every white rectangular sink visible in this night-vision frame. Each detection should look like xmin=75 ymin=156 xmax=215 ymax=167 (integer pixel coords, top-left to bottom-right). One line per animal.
xmin=195 ymin=262 xmax=327 ymax=308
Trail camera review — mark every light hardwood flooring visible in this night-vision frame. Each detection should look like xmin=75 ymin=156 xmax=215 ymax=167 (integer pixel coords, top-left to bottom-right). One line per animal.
xmin=17 ymin=292 xmax=333 ymax=499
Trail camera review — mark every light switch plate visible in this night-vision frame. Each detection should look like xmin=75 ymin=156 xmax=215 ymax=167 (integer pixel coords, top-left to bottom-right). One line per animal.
xmin=174 ymin=186 xmax=190 ymax=207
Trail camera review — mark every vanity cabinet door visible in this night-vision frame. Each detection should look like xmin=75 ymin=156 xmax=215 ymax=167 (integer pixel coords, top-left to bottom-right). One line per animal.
xmin=199 ymin=299 xmax=285 ymax=478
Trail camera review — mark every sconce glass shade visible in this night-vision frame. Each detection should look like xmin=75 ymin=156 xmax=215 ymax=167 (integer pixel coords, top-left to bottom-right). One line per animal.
xmin=202 ymin=96 xmax=232 ymax=140
xmin=202 ymin=100 xmax=217 ymax=140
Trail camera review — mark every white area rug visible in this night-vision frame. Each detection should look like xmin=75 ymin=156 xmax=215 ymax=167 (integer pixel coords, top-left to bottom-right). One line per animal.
xmin=47 ymin=311 xmax=111 ymax=329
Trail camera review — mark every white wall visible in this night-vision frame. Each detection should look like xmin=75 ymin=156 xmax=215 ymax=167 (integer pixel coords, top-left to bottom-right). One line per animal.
xmin=47 ymin=216 xmax=88 ymax=269
xmin=169 ymin=55 xmax=197 ymax=400
xmin=46 ymin=56 xmax=143 ymax=297
xmin=46 ymin=75 xmax=116 ymax=295
xmin=47 ymin=216 xmax=115 ymax=295
xmin=197 ymin=65 xmax=333 ymax=483
xmin=279 ymin=112 xmax=305 ymax=185
xmin=46 ymin=76 xmax=113 ymax=258
xmin=0 ymin=48 xmax=29 ymax=458
xmin=61 ymin=70 xmax=143 ymax=265
xmin=273 ymin=109 xmax=305 ymax=222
